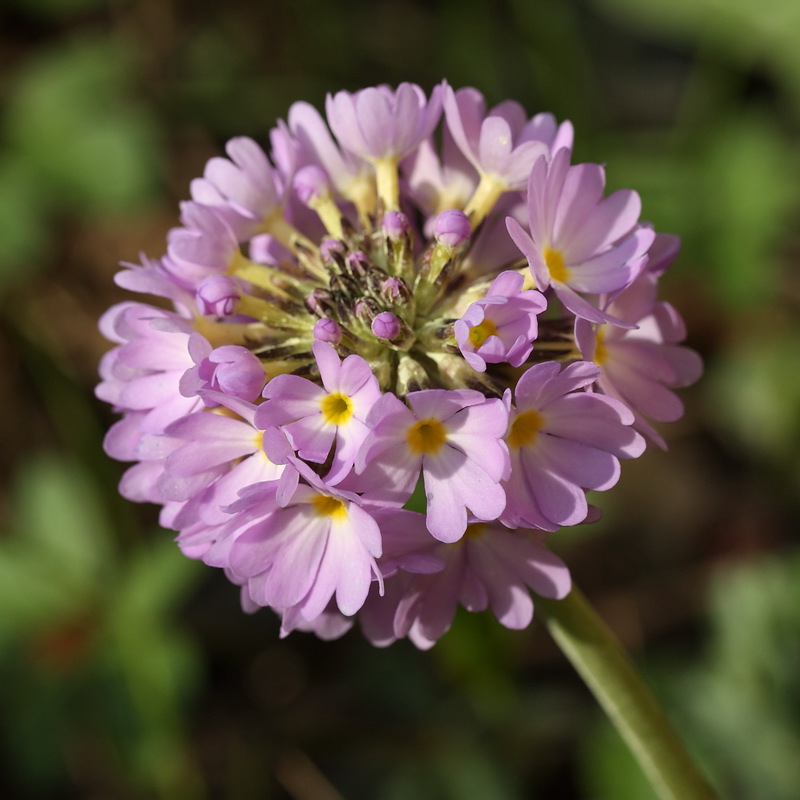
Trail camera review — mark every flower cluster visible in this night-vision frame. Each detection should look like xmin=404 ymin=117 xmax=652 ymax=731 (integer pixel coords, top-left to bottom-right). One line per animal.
xmin=97 ymin=82 xmax=701 ymax=648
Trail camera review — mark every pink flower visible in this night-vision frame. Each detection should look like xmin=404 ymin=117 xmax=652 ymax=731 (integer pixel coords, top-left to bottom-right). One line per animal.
xmin=179 ymin=334 xmax=266 ymax=405
xmin=506 ymin=149 xmax=654 ymax=325
xmin=96 ymin=82 xmax=699 ymax=645
xmin=360 ymin=521 xmax=571 ymax=649
xmin=190 ymin=136 xmax=282 ymax=240
xmin=159 ymin=394 xmax=284 ymax=529
xmin=402 ymin=132 xmax=477 ymax=228
xmin=355 ymin=389 xmax=509 ymax=541
xmin=326 ymin=82 xmax=442 ymax=163
xmin=454 ymin=270 xmax=547 ymax=371
xmin=502 ymin=361 xmax=645 ymax=530
xmin=443 ymin=85 xmax=571 ymax=189
xmin=224 ymin=465 xmax=383 ymax=621
xmin=574 ymin=234 xmax=703 ymax=448
xmin=165 ymin=202 xmax=241 ymax=291
xmin=96 ymin=302 xmax=200 ymax=443
xmin=255 ymin=342 xmax=381 ymax=484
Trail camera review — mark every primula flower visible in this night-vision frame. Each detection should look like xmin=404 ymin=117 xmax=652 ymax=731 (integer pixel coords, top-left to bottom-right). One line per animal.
xmin=180 ymin=334 xmax=266 ymax=405
xmin=96 ymin=81 xmax=700 ymax=646
xmin=574 ymin=233 xmax=704 ymax=448
xmin=360 ymin=520 xmax=571 ymax=649
xmin=255 ymin=342 xmax=381 ymax=484
xmin=159 ymin=394 xmax=284 ymax=529
xmin=454 ymin=270 xmax=547 ymax=371
xmin=502 ymin=361 xmax=645 ymax=530
xmin=506 ymin=148 xmax=654 ymax=325
xmin=443 ymin=85 xmax=572 ymax=226
xmin=443 ymin=86 xmax=573 ymax=184
xmin=355 ymin=389 xmax=509 ymax=542
xmin=189 ymin=136 xmax=283 ymax=240
xmin=165 ymin=202 xmax=243 ymax=290
xmin=221 ymin=464 xmax=383 ymax=624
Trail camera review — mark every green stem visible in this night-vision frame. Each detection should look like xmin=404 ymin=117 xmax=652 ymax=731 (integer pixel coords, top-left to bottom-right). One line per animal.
xmin=537 ymin=586 xmax=718 ymax=800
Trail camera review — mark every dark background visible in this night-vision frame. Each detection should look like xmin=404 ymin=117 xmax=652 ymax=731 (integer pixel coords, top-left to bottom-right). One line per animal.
xmin=1 ymin=0 xmax=799 ymax=797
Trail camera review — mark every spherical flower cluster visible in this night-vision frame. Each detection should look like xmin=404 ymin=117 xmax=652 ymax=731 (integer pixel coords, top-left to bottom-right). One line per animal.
xmin=97 ymin=81 xmax=702 ymax=647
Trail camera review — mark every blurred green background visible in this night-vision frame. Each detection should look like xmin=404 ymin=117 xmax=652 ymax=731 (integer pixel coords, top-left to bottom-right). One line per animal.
xmin=1 ymin=0 xmax=799 ymax=797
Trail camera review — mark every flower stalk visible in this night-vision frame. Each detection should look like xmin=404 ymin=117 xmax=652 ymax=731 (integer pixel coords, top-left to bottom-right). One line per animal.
xmin=538 ymin=586 xmax=718 ymax=800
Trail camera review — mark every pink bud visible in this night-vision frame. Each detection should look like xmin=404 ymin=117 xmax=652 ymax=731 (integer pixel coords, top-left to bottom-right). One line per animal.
xmin=433 ymin=209 xmax=471 ymax=248
xmin=294 ymin=164 xmax=332 ymax=206
xmin=313 ymin=317 xmax=342 ymax=344
xmin=320 ymin=237 xmax=345 ymax=263
xmin=371 ymin=312 xmax=401 ymax=341
xmin=196 ymin=275 xmax=239 ymax=316
xmin=346 ymin=250 xmax=369 ymax=275
xmin=383 ymin=210 xmax=410 ymax=240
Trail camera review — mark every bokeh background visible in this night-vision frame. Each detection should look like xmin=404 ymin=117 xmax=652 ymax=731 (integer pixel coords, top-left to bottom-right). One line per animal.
xmin=1 ymin=0 xmax=799 ymax=798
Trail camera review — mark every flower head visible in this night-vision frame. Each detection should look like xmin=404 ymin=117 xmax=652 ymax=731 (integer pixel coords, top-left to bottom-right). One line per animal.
xmin=96 ymin=82 xmax=700 ymax=645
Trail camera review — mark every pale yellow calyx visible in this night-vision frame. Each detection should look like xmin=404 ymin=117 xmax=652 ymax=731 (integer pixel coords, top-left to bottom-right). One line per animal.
xmin=543 ymin=246 xmax=570 ymax=284
xmin=374 ymin=157 xmax=400 ymax=211
xmin=259 ymin=208 xmax=324 ymax=277
xmin=427 ymin=242 xmax=455 ymax=286
xmin=341 ymin=173 xmax=378 ymax=228
xmin=228 ymin=248 xmax=250 ymax=274
xmin=192 ymin=315 xmax=265 ymax=348
xmin=233 ymin=294 xmax=277 ymax=321
xmin=229 ymin=258 xmax=303 ymax=302
xmin=307 ymin=192 xmax=345 ymax=240
xmin=406 ymin=418 xmax=447 ymax=455
xmin=311 ymin=493 xmax=348 ymax=520
xmin=320 ymin=392 xmax=354 ymax=425
xmin=468 ymin=318 xmax=498 ymax=349
xmin=507 ymin=409 xmax=545 ymax=449
xmin=463 ymin=174 xmax=506 ymax=228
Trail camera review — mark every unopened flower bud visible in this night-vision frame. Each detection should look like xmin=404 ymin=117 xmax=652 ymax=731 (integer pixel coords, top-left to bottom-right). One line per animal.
xmin=433 ymin=209 xmax=471 ymax=248
xmin=196 ymin=274 xmax=240 ymax=316
xmin=354 ymin=297 xmax=382 ymax=325
xmin=294 ymin=164 xmax=332 ymax=206
xmin=346 ymin=250 xmax=369 ymax=276
xmin=190 ymin=345 xmax=265 ymax=404
xmin=313 ymin=317 xmax=342 ymax=344
xmin=371 ymin=311 xmax=402 ymax=341
xmin=380 ymin=276 xmax=412 ymax=304
xmin=320 ymin=237 xmax=346 ymax=263
xmin=383 ymin=210 xmax=410 ymax=240
xmin=306 ymin=288 xmax=335 ymax=317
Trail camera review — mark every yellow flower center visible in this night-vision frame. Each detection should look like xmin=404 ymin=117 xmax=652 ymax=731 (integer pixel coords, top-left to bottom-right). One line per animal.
xmin=594 ymin=326 xmax=608 ymax=365
xmin=320 ymin=392 xmax=354 ymax=425
xmin=464 ymin=523 xmax=487 ymax=540
xmin=310 ymin=494 xmax=348 ymax=520
xmin=543 ymin=246 xmax=569 ymax=283
xmin=406 ymin=418 xmax=447 ymax=455
xmin=507 ymin=409 xmax=545 ymax=449
xmin=468 ymin=318 xmax=498 ymax=348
